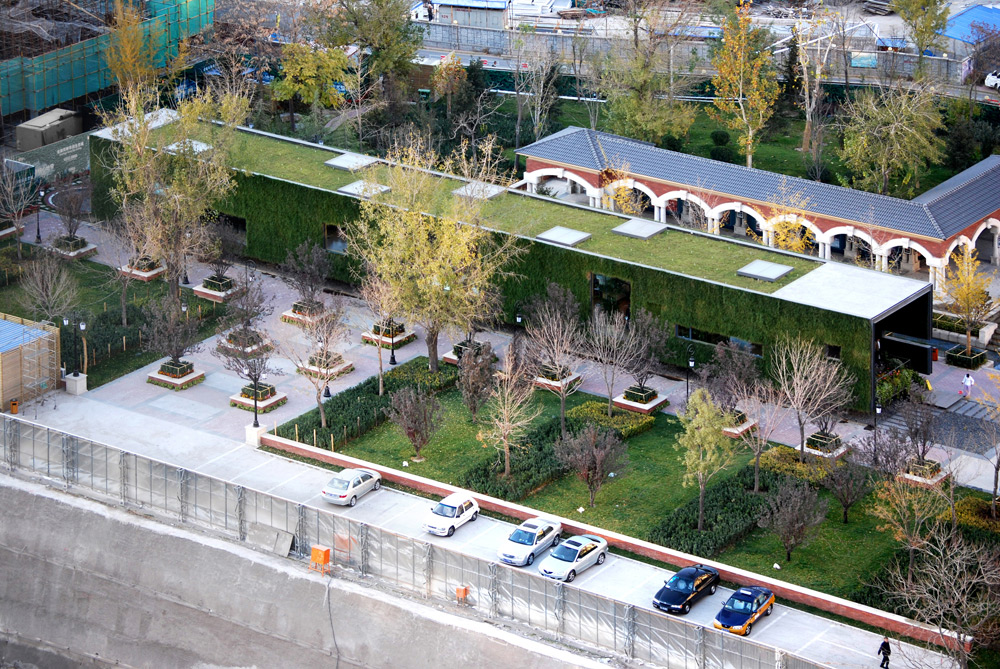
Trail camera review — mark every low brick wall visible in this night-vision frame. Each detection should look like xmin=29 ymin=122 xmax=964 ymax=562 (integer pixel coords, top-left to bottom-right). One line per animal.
xmin=260 ymin=432 xmax=963 ymax=651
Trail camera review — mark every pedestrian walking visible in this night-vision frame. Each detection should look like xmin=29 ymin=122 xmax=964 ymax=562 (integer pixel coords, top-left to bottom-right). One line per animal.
xmin=961 ymin=373 xmax=976 ymax=397
xmin=878 ymin=636 xmax=891 ymax=668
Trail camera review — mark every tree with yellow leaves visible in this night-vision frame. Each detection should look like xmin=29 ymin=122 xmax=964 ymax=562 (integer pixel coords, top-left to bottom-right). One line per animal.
xmin=430 ymin=52 xmax=467 ymax=120
xmin=938 ymin=246 xmax=994 ymax=356
xmin=104 ymin=0 xmax=163 ymax=91
xmin=766 ymin=177 xmax=814 ymax=254
xmin=710 ymin=3 xmax=780 ymax=168
xmin=272 ymin=43 xmax=348 ymax=131
xmin=347 ymin=135 xmax=522 ymax=372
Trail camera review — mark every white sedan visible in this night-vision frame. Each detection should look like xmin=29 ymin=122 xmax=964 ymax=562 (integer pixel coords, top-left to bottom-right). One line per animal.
xmin=537 ymin=534 xmax=608 ymax=582
xmin=497 ymin=517 xmax=563 ymax=567
xmin=320 ymin=468 xmax=382 ymax=507
xmin=986 ymin=70 xmax=1000 ymax=90
xmin=422 ymin=492 xmax=480 ymax=537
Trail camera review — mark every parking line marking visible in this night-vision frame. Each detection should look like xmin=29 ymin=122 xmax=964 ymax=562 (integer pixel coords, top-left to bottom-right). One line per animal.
xmin=794 ymin=623 xmax=825 ymax=653
xmin=196 ymin=443 xmax=250 ymax=469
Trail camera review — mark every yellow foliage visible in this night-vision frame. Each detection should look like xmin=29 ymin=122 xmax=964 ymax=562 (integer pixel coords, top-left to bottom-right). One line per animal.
xmin=937 ymin=246 xmax=994 ymax=355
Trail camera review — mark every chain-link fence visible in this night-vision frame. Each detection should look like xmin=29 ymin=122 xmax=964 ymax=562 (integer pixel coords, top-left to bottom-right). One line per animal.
xmin=1 ymin=415 xmax=828 ymax=669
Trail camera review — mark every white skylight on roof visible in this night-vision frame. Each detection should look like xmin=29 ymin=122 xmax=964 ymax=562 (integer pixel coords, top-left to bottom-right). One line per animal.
xmin=737 ymin=260 xmax=794 ymax=282
xmin=324 ymin=152 xmax=381 ymax=172
xmin=337 ymin=180 xmax=390 ymax=198
xmin=612 ymin=218 xmax=668 ymax=240
xmin=537 ymin=226 xmax=591 ymax=247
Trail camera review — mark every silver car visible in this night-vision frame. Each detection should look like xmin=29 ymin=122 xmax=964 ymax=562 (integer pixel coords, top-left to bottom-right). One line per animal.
xmin=320 ymin=468 xmax=382 ymax=507
xmin=497 ymin=517 xmax=563 ymax=567
xmin=537 ymin=534 xmax=608 ymax=582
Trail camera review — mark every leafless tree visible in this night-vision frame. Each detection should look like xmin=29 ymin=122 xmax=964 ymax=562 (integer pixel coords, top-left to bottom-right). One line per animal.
xmin=736 ymin=381 xmax=785 ymax=494
xmin=205 ymin=219 xmax=245 ymax=283
xmin=0 ymin=163 xmax=39 ymax=261
xmin=452 ymin=88 xmax=504 ymax=155
xmin=281 ymin=240 xmax=330 ymax=312
xmin=871 ymin=477 xmax=949 ymax=584
xmin=854 ymin=426 xmax=911 ymax=479
xmin=51 ymin=178 xmax=88 ymax=246
xmin=17 ymin=251 xmax=80 ymax=323
xmin=770 ymin=336 xmax=854 ymax=459
xmin=141 ymin=296 xmax=202 ymax=366
xmin=626 ymin=308 xmax=669 ymax=393
xmin=698 ymin=340 xmax=761 ymax=415
xmin=100 ymin=211 xmax=154 ymax=327
xmin=359 ymin=271 xmax=400 ymax=397
xmin=218 ymin=271 xmax=274 ymax=351
xmin=524 ymin=283 xmax=585 ymax=437
xmin=478 ymin=338 xmax=542 ymax=477
xmin=385 ymin=386 xmax=442 ymax=462
xmin=821 ymin=457 xmax=873 ymax=524
xmin=279 ymin=299 xmax=350 ymax=429
xmin=570 ymin=36 xmax=603 ymax=130
xmin=759 ymin=479 xmax=828 ymax=562
xmin=458 ymin=341 xmax=495 ymax=423
xmin=974 ymin=418 xmax=1000 ymax=520
xmin=884 ymin=526 xmax=1000 ymax=669
xmin=899 ymin=382 xmax=936 ymax=467
xmin=339 ymin=62 xmax=385 ymax=152
xmin=794 ymin=15 xmax=838 ymax=155
xmin=965 ymin=22 xmax=1000 ymax=121
xmin=555 ymin=423 xmax=628 ymax=508
xmin=587 ymin=310 xmax=642 ymax=418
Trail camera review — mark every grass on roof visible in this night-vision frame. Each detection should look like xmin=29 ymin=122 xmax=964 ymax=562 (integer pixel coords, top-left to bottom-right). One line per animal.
xmin=151 ymin=121 xmax=819 ymax=292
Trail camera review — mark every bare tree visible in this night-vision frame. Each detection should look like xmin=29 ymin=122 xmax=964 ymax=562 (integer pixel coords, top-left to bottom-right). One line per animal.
xmin=280 ymin=299 xmax=350 ymax=429
xmin=884 ymin=526 xmax=1000 ymax=669
xmin=101 ymin=211 xmax=154 ymax=327
xmin=204 ymin=219 xmax=244 ymax=284
xmin=458 ymin=341 xmax=495 ymax=423
xmin=899 ymin=383 xmax=936 ymax=467
xmin=871 ymin=477 xmax=949 ymax=584
xmin=17 ymin=252 xmax=80 ymax=323
xmin=759 ymin=479 xmax=829 ymax=562
xmin=219 ymin=271 xmax=274 ymax=352
xmin=821 ymin=457 xmax=873 ymax=524
xmin=478 ymin=338 xmax=542 ymax=477
xmin=770 ymin=336 xmax=854 ymax=459
xmin=452 ymin=88 xmax=504 ymax=154
xmin=218 ymin=343 xmax=282 ymax=429
xmin=855 ymin=426 xmax=912 ymax=479
xmin=626 ymin=308 xmax=669 ymax=395
xmin=587 ymin=310 xmax=642 ymax=418
xmin=524 ymin=283 xmax=585 ymax=437
xmin=974 ymin=417 xmax=1000 ymax=520
xmin=570 ymin=36 xmax=602 ymax=130
xmin=736 ymin=381 xmax=785 ymax=494
xmin=698 ymin=340 xmax=761 ymax=415
xmin=359 ymin=271 xmax=399 ymax=397
xmin=51 ymin=179 xmax=89 ymax=249
xmin=0 ymin=163 xmax=39 ymax=261
xmin=555 ymin=423 xmax=628 ymax=507
xmin=281 ymin=240 xmax=330 ymax=313
xmin=794 ymin=14 xmax=838 ymax=155
xmin=142 ymin=296 xmax=203 ymax=368
xmin=385 ymin=386 xmax=442 ymax=462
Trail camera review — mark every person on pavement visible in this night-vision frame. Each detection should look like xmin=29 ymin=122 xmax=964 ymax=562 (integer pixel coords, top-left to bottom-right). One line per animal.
xmin=878 ymin=636 xmax=891 ymax=668
xmin=962 ymin=373 xmax=976 ymax=397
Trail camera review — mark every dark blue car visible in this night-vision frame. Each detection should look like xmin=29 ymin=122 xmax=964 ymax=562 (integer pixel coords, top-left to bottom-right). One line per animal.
xmin=652 ymin=564 xmax=720 ymax=614
xmin=713 ymin=586 xmax=775 ymax=636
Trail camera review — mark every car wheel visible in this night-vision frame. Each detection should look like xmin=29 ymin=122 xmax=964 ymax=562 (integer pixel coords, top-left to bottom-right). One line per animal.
xmin=710 ymin=583 xmax=717 ymax=595
xmin=447 ymin=526 xmax=455 ymax=537
xmin=765 ymin=604 xmax=773 ymax=616
xmin=373 ymin=479 xmax=381 ymax=491
xmin=471 ymin=511 xmax=479 ymax=521
xmin=349 ymin=496 xmax=357 ymax=507
xmin=596 ymin=552 xmax=606 ymax=565
xmin=566 ymin=570 xmax=576 ymax=583
xmin=682 ymin=603 xmax=691 ymax=614
xmin=744 ymin=623 xmax=752 ymax=636
xmin=552 ymin=534 xmax=561 ymax=545
xmin=526 ymin=553 xmax=534 ymax=566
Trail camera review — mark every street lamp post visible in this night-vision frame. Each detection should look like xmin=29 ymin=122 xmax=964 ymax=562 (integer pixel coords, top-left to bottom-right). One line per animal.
xmin=319 ymin=336 xmax=332 ymax=398
xmin=252 ymin=372 xmax=267 ymax=428
xmin=35 ymin=188 xmax=44 ymax=244
xmin=62 ymin=317 xmax=86 ymax=377
xmin=685 ymin=345 xmax=695 ymax=404
xmin=182 ymin=230 xmax=192 ymax=285
xmin=388 ymin=318 xmax=398 ymax=366
xmin=874 ymin=401 xmax=882 ymax=438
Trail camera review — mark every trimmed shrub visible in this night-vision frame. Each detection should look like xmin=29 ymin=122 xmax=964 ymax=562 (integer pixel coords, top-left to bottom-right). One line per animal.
xmin=565 ymin=401 xmax=656 ymax=439
xmin=277 ymin=357 xmax=458 ymax=449
xmin=760 ymin=445 xmax=829 ymax=484
xmin=709 ymin=145 xmax=736 ymax=163
xmin=946 ymin=344 xmax=987 ymax=369
xmin=459 ymin=418 xmax=567 ymax=501
xmin=951 ymin=496 xmax=1000 ymax=545
xmin=710 ymin=130 xmax=731 ymax=146
xmin=647 ymin=466 xmax=789 ymax=556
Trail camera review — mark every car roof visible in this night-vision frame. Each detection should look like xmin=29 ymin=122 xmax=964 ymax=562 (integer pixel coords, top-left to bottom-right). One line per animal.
xmin=521 ymin=520 xmax=540 ymax=530
xmin=439 ymin=492 xmax=472 ymax=505
xmin=580 ymin=534 xmax=604 ymax=543
xmin=332 ymin=469 xmax=361 ymax=480
xmin=733 ymin=586 xmax=771 ymax=600
xmin=563 ymin=538 xmax=583 ymax=547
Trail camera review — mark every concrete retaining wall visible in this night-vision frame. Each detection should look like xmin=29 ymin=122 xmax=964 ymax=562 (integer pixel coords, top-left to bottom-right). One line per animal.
xmin=260 ymin=433 xmax=959 ymax=650
xmin=0 ymin=476 xmax=606 ymax=669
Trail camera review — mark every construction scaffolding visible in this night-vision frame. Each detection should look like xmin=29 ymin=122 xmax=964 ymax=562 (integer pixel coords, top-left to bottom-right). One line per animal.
xmin=1 ymin=0 xmax=214 ymax=137
xmin=0 ymin=314 xmax=59 ymax=418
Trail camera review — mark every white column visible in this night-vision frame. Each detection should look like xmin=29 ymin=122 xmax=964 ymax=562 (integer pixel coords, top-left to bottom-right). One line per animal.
xmin=992 ymin=231 xmax=999 ymax=266
xmin=654 ymin=205 xmax=664 ymax=223
xmin=710 ymin=216 xmax=721 ymax=235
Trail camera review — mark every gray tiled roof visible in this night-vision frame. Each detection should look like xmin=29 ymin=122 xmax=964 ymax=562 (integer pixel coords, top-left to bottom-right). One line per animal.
xmin=518 ymin=128 xmax=1000 ymax=241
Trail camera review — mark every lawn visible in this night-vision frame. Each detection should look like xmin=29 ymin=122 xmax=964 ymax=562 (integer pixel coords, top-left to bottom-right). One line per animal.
xmin=714 ymin=490 xmax=898 ymax=600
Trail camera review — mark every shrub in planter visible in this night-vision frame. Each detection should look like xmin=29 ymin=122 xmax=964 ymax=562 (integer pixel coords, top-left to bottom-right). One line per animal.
xmin=54 ymin=235 xmax=87 ymax=252
xmin=647 ymin=466 xmax=789 ymax=556
xmin=624 ymin=384 xmax=658 ymax=403
xmin=932 ymin=312 xmax=981 ymax=337
xmin=806 ymin=431 xmax=842 ymax=452
xmin=241 ymin=382 xmax=276 ymax=401
xmin=760 ymin=445 xmax=829 ymax=483
xmin=539 ymin=363 xmax=568 ymax=381
xmin=292 ymin=299 xmax=324 ymax=316
xmin=453 ymin=339 xmax=486 ymax=360
xmin=876 ymin=367 xmax=916 ymax=406
xmin=728 ymin=410 xmax=748 ymax=426
xmin=227 ymin=328 xmax=265 ymax=349
xmin=905 ymin=458 xmax=941 ymax=478
xmin=308 ymin=351 xmax=344 ymax=369
xmin=372 ymin=319 xmax=405 ymax=337
xmin=131 ymin=255 xmax=159 ymax=272
xmin=160 ymin=359 xmax=194 ymax=378
xmin=945 ymin=344 xmax=987 ymax=369
xmin=203 ymin=274 xmax=234 ymax=293
xmin=565 ymin=401 xmax=656 ymax=439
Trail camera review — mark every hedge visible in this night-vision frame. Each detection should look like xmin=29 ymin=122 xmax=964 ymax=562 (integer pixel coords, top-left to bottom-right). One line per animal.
xmin=951 ymin=496 xmax=1000 ymax=545
xmin=932 ymin=312 xmax=981 ymax=337
xmin=459 ymin=417 xmax=568 ymax=501
xmin=276 ymin=356 xmax=458 ymax=449
xmin=564 ymin=401 xmax=656 ymax=439
xmin=647 ymin=466 xmax=789 ymax=556
xmin=760 ymin=445 xmax=832 ymax=484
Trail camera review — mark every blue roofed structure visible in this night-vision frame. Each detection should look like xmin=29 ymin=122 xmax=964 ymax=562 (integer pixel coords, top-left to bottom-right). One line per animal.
xmin=941 ymin=5 xmax=1000 ymax=44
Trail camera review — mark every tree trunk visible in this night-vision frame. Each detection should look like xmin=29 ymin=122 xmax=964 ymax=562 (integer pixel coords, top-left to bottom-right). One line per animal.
xmin=745 ymin=138 xmax=753 ymax=168
xmin=907 ymin=545 xmax=915 ymax=586
xmin=992 ymin=464 xmax=998 ymax=519
xmin=589 ymin=484 xmax=597 ymax=507
xmin=289 ymin=97 xmax=296 ymax=132
xmin=318 ymin=389 xmax=327 ymax=429
xmin=120 ymin=289 xmax=129 ymax=328
xmin=801 ymin=116 xmax=813 ymax=153
xmin=966 ymin=328 xmax=973 ymax=356
xmin=377 ymin=342 xmax=385 ymax=396
xmin=697 ymin=482 xmax=706 ymax=532
xmin=504 ymin=442 xmax=511 ymax=478
xmin=797 ymin=412 xmax=807 ymax=460
xmin=842 ymin=505 xmax=849 ymax=524
xmin=560 ymin=392 xmax=567 ymax=438
xmin=753 ymin=452 xmax=762 ymax=494
xmin=786 ymin=547 xmax=792 ymax=562
xmin=515 ymin=96 xmax=524 ymax=149
xmin=426 ymin=328 xmax=440 ymax=372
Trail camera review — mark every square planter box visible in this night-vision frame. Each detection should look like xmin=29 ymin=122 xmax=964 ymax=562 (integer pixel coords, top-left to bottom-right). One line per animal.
xmin=898 ymin=459 xmax=949 ymax=488
xmin=806 ymin=431 xmax=842 ymax=453
xmin=229 ymin=390 xmax=288 ymax=413
xmin=534 ymin=372 xmax=582 ymax=392
xmin=132 ymin=255 xmax=159 ymax=272
xmin=945 ymin=345 xmax=987 ymax=370
xmin=241 ymin=382 xmax=276 ymax=401
xmin=194 ymin=282 xmax=238 ymax=303
xmin=372 ymin=320 xmax=405 ymax=337
xmin=203 ymin=274 xmax=234 ymax=293
xmin=292 ymin=300 xmax=324 ymax=317
xmin=160 ymin=360 xmax=194 ymax=378
xmin=298 ymin=359 xmax=354 ymax=380
xmin=54 ymin=235 xmax=87 ymax=252
xmin=613 ymin=392 xmax=670 ymax=415
xmin=119 ymin=264 xmax=166 ymax=282
xmin=0 ymin=226 xmax=18 ymax=242
xmin=280 ymin=308 xmax=330 ymax=327
xmin=443 ymin=340 xmax=490 ymax=366
xmin=147 ymin=366 xmax=205 ymax=391
xmin=722 ymin=412 xmax=758 ymax=439
xmin=53 ymin=242 xmax=98 ymax=260
xmin=362 ymin=330 xmax=416 ymax=350
xmin=219 ymin=333 xmax=272 ymax=357
xmin=624 ymin=384 xmax=657 ymax=404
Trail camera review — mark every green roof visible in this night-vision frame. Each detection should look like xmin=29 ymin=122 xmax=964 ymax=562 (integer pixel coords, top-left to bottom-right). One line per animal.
xmin=150 ymin=122 xmax=820 ymax=293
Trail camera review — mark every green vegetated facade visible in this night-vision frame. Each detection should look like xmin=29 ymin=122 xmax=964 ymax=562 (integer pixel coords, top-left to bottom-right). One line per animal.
xmin=88 ymin=135 xmax=873 ymax=405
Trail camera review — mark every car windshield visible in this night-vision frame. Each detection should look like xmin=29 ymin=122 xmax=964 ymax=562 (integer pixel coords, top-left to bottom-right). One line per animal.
xmin=432 ymin=503 xmax=457 ymax=518
xmin=725 ymin=598 xmax=754 ymax=614
xmin=667 ymin=576 xmax=693 ymax=593
xmin=508 ymin=529 xmax=535 ymax=546
xmin=326 ymin=479 xmax=349 ymax=491
xmin=550 ymin=544 xmax=579 ymax=562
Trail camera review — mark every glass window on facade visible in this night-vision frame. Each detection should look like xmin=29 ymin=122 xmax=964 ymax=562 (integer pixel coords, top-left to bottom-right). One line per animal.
xmin=591 ymin=274 xmax=631 ymax=318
